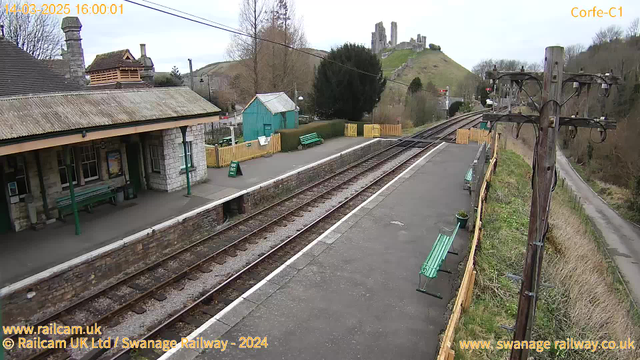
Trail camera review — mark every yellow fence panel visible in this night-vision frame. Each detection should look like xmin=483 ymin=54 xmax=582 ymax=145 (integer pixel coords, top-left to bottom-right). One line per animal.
xmin=344 ymin=123 xmax=357 ymax=137
xmin=379 ymin=124 xmax=402 ymax=137
xmin=364 ymin=124 xmax=381 ymax=138
xmin=469 ymin=128 xmax=490 ymax=143
xmin=456 ymin=129 xmax=470 ymax=144
xmin=206 ymin=133 xmax=281 ymax=168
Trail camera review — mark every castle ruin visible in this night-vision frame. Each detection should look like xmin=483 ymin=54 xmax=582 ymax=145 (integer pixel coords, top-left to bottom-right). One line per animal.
xmin=370 ymin=21 xmax=426 ymax=55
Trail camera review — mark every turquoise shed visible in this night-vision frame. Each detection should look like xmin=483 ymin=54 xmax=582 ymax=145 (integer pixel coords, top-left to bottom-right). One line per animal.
xmin=242 ymin=92 xmax=298 ymax=141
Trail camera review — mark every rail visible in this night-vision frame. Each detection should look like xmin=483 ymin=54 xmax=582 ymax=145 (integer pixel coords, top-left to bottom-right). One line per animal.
xmin=108 ymin=113 xmax=486 ymax=360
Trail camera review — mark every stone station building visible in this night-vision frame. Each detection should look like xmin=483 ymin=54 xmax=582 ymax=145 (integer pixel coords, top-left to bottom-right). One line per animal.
xmin=0 ymin=88 xmax=220 ymax=234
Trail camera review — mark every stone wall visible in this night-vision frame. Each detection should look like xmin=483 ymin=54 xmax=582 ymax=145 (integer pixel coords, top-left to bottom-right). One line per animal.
xmin=243 ymin=140 xmax=393 ymax=213
xmin=163 ymin=125 xmax=207 ymax=192
xmin=1 ymin=139 xmax=392 ymax=324
xmin=1 ymin=202 xmax=224 ymax=324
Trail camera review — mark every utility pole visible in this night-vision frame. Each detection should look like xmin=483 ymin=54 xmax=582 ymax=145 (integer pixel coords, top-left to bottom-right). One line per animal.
xmin=510 ymin=46 xmax=563 ymax=360
xmin=482 ymin=46 xmax=619 ymax=360
xmin=188 ymin=58 xmax=194 ymax=90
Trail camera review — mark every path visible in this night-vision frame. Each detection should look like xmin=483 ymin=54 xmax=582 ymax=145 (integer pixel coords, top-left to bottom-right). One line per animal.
xmin=556 ymin=150 xmax=640 ymax=306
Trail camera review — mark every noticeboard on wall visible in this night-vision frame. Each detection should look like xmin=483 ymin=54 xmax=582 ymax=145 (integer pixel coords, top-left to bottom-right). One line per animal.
xmin=106 ymin=150 xmax=123 ymax=179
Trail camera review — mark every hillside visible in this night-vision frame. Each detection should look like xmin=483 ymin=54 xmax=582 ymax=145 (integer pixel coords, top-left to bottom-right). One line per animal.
xmin=381 ymin=48 xmax=473 ymax=96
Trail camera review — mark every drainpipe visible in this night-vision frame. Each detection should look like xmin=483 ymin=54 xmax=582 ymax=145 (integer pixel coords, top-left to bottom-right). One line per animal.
xmin=34 ymin=150 xmax=51 ymax=220
xmin=180 ymin=126 xmax=191 ymax=196
xmin=64 ymin=146 xmax=81 ymax=235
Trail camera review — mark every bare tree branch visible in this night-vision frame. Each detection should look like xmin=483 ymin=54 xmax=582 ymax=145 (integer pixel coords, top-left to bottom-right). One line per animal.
xmin=0 ymin=0 xmax=63 ymax=59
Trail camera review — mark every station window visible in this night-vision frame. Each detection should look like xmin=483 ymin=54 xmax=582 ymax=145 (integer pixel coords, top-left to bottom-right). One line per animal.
xmin=179 ymin=142 xmax=193 ymax=170
xmin=57 ymin=150 xmax=78 ymax=187
xmin=149 ymin=145 xmax=162 ymax=173
xmin=6 ymin=155 xmax=30 ymax=198
xmin=79 ymin=144 xmax=99 ymax=181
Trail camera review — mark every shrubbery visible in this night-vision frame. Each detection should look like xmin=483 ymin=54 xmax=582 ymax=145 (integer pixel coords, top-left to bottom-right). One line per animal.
xmin=278 ymin=120 xmax=345 ymax=151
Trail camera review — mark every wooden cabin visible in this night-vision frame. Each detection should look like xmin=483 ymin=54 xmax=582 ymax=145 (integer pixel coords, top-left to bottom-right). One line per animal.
xmin=85 ymin=49 xmax=145 ymax=86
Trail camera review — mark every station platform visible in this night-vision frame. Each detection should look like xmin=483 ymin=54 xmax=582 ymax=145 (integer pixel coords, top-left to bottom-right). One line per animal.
xmin=0 ymin=137 xmax=371 ymax=287
xmin=166 ymin=142 xmax=480 ymax=360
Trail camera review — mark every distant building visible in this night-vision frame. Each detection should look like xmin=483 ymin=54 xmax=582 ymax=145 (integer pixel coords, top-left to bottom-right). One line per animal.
xmin=85 ymin=49 xmax=150 ymax=89
xmin=371 ymin=22 xmax=388 ymax=55
xmin=370 ymin=21 xmax=427 ymax=55
xmin=242 ymin=92 xmax=298 ymax=141
xmin=390 ymin=22 xmax=398 ymax=47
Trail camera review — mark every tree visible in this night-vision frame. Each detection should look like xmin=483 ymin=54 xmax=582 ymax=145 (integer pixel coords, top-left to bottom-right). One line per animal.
xmin=472 ymin=59 xmax=494 ymax=80
xmin=154 ymin=66 xmax=183 ymax=87
xmin=564 ymin=44 xmax=585 ymax=69
xmin=260 ymin=0 xmax=308 ymax=97
xmin=0 ymin=0 xmax=63 ymax=59
xmin=424 ymin=80 xmax=438 ymax=95
xmin=227 ymin=0 xmax=267 ymax=97
xmin=170 ymin=66 xmax=183 ymax=85
xmin=408 ymin=77 xmax=423 ymax=94
xmin=592 ymin=25 xmax=623 ymax=45
xmin=313 ymin=43 xmax=386 ymax=120
xmin=627 ymin=18 xmax=639 ymax=38
xmin=405 ymin=92 xmax=439 ymax=126
xmin=457 ymin=73 xmax=479 ymax=101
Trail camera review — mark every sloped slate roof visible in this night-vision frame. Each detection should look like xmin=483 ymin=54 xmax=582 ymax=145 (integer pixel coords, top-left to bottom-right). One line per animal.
xmin=86 ymin=50 xmax=143 ymax=72
xmin=0 ymin=87 xmax=220 ymax=142
xmin=253 ymin=92 xmax=296 ymax=115
xmin=0 ymin=38 xmax=84 ymax=97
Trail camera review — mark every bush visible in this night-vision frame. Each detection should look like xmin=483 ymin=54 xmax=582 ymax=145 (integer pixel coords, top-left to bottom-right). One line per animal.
xmin=278 ymin=120 xmax=345 ymax=151
xmin=448 ymin=101 xmax=463 ymax=117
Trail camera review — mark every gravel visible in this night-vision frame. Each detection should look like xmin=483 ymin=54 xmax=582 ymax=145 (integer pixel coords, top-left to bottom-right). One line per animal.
xmin=66 ymin=147 xmax=422 ymax=359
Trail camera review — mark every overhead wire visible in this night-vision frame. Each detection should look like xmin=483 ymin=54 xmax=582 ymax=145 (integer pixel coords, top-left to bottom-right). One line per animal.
xmin=124 ymin=0 xmax=421 ymax=91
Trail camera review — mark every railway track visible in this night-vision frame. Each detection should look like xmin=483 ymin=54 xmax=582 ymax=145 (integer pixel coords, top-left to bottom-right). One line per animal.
xmin=4 ymin=111 xmax=485 ymax=360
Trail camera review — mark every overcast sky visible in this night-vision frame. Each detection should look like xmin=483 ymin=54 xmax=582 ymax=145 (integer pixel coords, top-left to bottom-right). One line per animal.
xmin=53 ymin=0 xmax=640 ymax=73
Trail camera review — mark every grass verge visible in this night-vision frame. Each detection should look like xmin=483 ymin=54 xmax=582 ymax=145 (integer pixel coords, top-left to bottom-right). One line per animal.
xmin=453 ymin=149 xmax=639 ymax=360
xmin=567 ymin=158 xmax=639 ymax=225
xmin=401 ymin=119 xmax=448 ymax=136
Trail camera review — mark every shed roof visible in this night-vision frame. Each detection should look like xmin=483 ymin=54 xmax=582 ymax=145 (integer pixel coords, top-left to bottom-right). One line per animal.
xmin=0 ymin=87 xmax=220 ymax=142
xmin=0 ymin=38 xmax=84 ymax=97
xmin=86 ymin=49 xmax=143 ymax=72
xmin=246 ymin=92 xmax=296 ymax=115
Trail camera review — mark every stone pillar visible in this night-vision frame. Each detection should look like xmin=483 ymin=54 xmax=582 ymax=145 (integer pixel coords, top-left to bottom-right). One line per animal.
xmin=138 ymin=44 xmax=155 ymax=84
xmin=61 ymin=17 xmax=86 ymax=86
xmin=391 ymin=21 xmax=397 ymax=47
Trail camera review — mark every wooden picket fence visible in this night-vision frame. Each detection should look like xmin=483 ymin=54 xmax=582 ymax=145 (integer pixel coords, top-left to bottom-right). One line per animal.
xmin=437 ymin=131 xmax=498 ymax=360
xmin=456 ymin=128 xmax=490 ymax=144
xmin=379 ymin=124 xmax=402 ymax=136
xmin=205 ymin=133 xmax=281 ymax=168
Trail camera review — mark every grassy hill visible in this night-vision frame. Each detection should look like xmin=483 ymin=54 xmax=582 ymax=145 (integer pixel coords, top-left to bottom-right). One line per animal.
xmin=381 ymin=48 xmax=473 ymax=96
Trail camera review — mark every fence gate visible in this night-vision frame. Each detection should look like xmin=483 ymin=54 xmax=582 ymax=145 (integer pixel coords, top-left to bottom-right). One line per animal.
xmin=364 ymin=124 xmax=381 ymax=138
xmin=344 ymin=123 xmax=357 ymax=137
xmin=456 ymin=129 xmax=470 ymax=144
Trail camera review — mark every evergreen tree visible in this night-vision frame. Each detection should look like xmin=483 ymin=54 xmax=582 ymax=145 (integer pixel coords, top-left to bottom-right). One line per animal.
xmin=313 ymin=43 xmax=386 ymax=120
xmin=170 ymin=66 xmax=184 ymax=85
xmin=408 ymin=77 xmax=423 ymax=94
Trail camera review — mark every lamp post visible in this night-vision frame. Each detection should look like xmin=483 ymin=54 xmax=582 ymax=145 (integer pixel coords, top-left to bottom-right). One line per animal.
xmin=199 ymin=75 xmax=211 ymax=102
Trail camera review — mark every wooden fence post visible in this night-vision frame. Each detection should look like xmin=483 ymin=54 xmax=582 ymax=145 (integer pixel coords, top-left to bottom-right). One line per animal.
xmin=463 ymin=269 xmax=477 ymax=311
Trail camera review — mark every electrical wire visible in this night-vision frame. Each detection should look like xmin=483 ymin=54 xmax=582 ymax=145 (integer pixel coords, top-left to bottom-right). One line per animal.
xmin=124 ymin=0 xmax=420 ymax=91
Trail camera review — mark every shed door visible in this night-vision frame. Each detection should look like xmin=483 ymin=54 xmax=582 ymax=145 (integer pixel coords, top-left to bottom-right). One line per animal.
xmin=263 ymin=123 xmax=273 ymax=137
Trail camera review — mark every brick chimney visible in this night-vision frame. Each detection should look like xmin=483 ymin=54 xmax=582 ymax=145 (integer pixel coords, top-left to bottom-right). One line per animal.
xmin=61 ymin=17 xmax=87 ymax=86
xmin=138 ymin=43 xmax=155 ymax=84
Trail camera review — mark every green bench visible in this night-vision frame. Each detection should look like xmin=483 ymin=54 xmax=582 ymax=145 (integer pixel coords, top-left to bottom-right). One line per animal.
xmin=463 ymin=167 xmax=473 ymax=190
xmin=55 ymin=185 xmax=116 ymax=220
xmin=416 ymin=223 xmax=461 ymax=298
xmin=299 ymin=132 xmax=323 ymax=147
